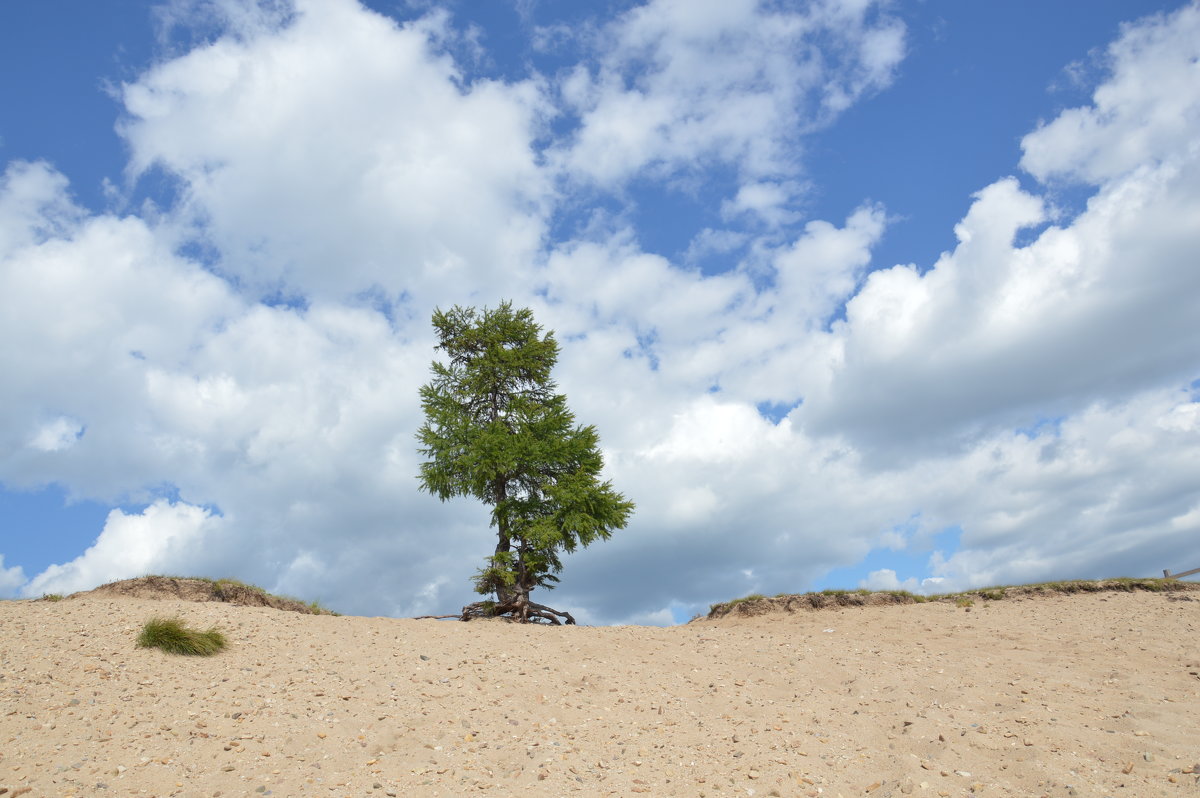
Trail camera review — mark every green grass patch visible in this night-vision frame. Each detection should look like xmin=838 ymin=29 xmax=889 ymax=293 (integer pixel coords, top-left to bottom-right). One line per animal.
xmin=137 ymin=617 xmax=227 ymax=656
xmin=41 ymin=593 xmax=64 ymax=602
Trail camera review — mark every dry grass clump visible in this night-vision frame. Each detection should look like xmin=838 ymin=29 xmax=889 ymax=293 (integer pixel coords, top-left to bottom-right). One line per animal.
xmin=137 ymin=617 xmax=226 ymax=656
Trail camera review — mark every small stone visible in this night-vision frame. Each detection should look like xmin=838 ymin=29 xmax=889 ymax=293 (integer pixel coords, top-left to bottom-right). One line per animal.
xmin=419 ymin=655 xmax=430 ymax=661
xmin=1143 ymin=752 xmax=1154 ymax=762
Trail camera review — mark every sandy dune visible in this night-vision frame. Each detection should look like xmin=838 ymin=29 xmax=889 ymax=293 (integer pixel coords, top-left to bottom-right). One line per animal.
xmin=2 ymin=587 xmax=1198 ymax=797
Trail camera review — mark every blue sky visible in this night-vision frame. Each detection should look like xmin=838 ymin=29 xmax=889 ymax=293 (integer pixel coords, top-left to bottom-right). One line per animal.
xmin=1 ymin=0 xmax=1198 ymax=623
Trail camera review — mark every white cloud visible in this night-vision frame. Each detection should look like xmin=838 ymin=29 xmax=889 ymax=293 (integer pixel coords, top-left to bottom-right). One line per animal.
xmin=28 ymin=417 xmax=85 ymax=452
xmin=120 ymin=0 xmax=550 ymax=303
xmin=1020 ymin=2 xmax=1200 ymax=184
xmin=858 ymin=568 xmax=918 ymax=593
xmin=21 ymin=500 xmax=223 ymax=597
xmin=0 ymin=161 xmax=85 ymax=250
xmin=0 ymin=157 xmax=491 ymax=616
xmin=806 ymin=137 xmax=1200 ymax=456
xmin=0 ymin=555 xmax=25 ymax=598
xmin=721 ymin=180 xmax=803 ymax=227
xmin=557 ymin=0 xmax=904 ymax=186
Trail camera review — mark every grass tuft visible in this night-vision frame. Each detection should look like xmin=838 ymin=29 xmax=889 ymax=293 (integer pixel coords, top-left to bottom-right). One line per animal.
xmin=137 ymin=617 xmax=226 ymax=656
xmin=41 ymin=593 xmax=64 ymax=602
xmin=701 ymin=576 xmax=1192 ymax=620
xmin=709 ymin=593 xmax=765 ymax=612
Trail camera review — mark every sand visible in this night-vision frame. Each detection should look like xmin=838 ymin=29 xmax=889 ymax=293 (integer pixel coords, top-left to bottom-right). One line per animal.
xmin=2 ymin=588 xmax=1198 ymax=797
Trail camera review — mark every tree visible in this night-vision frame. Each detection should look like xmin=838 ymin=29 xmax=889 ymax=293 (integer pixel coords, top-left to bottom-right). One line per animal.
xmin=416 ymin=302 xmax=635 ymax=624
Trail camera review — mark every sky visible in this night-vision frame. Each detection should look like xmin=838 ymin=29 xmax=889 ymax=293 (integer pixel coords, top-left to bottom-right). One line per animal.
xmin=1 ymin=0 xmax=1198 ymax=624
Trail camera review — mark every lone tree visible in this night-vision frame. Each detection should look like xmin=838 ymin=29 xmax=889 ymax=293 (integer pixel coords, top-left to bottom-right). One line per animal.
xmin=416 ymin=302 xmax=634 ymax=624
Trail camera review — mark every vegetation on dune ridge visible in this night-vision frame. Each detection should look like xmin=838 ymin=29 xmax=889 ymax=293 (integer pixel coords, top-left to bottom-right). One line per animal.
xmin=137 ymin=616 xmax=227 ymax=656
xmin=704 ymin=577 xmax=1198 ymax=619
xmin=80 ymin=574 xmax=342 ymax=615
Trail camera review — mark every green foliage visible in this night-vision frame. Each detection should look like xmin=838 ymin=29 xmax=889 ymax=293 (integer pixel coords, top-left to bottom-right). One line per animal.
xmin=137 ymin=617 xmax=226 ymax=656
xmin=417 ymin=302 xmax=634 ymax=610
xmin=955 ymin=597 xmax=975 ymax=608
xmin=41 ymin=593 xmax=64 ymax=602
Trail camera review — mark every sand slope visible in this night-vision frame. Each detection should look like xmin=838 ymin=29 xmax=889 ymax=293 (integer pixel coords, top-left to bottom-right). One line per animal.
xmin=2 ymin=589 xmax=1198 ymax=797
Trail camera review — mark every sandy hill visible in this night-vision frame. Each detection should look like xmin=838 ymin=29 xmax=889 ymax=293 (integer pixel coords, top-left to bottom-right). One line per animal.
xmin=1 ymin=582 xmax=1198 ymax=797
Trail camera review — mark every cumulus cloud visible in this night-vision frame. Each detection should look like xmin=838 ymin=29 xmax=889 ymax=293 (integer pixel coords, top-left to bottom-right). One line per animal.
xmin=858 ymin=569 xmax=918 ymax=593
xmin=28 ymin=417 xmax=85 ymax=453
xmin=806 ymin=145 xmax=1200 ymax=457
xmin=1020 ymin=2 xmax=1200 ymax=184
xmin=916 ymin=389 xmax=1200 ymax=590
xmin=0 ymin=157 xmax=491 ymax=616
xmin=120 ymin=0 xmax=550 ymax=303
xmin=0 ymin=555 xmax=25 ymax=599
xmin=557 ymin=0 xmax=904 ymax=185
xmin=21 ymin=500 xmax=223 ymax=597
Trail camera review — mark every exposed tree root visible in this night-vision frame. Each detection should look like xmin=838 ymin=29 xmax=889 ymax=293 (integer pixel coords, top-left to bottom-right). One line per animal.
xmin=460 ymin=598 xmax=576 ymax=625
